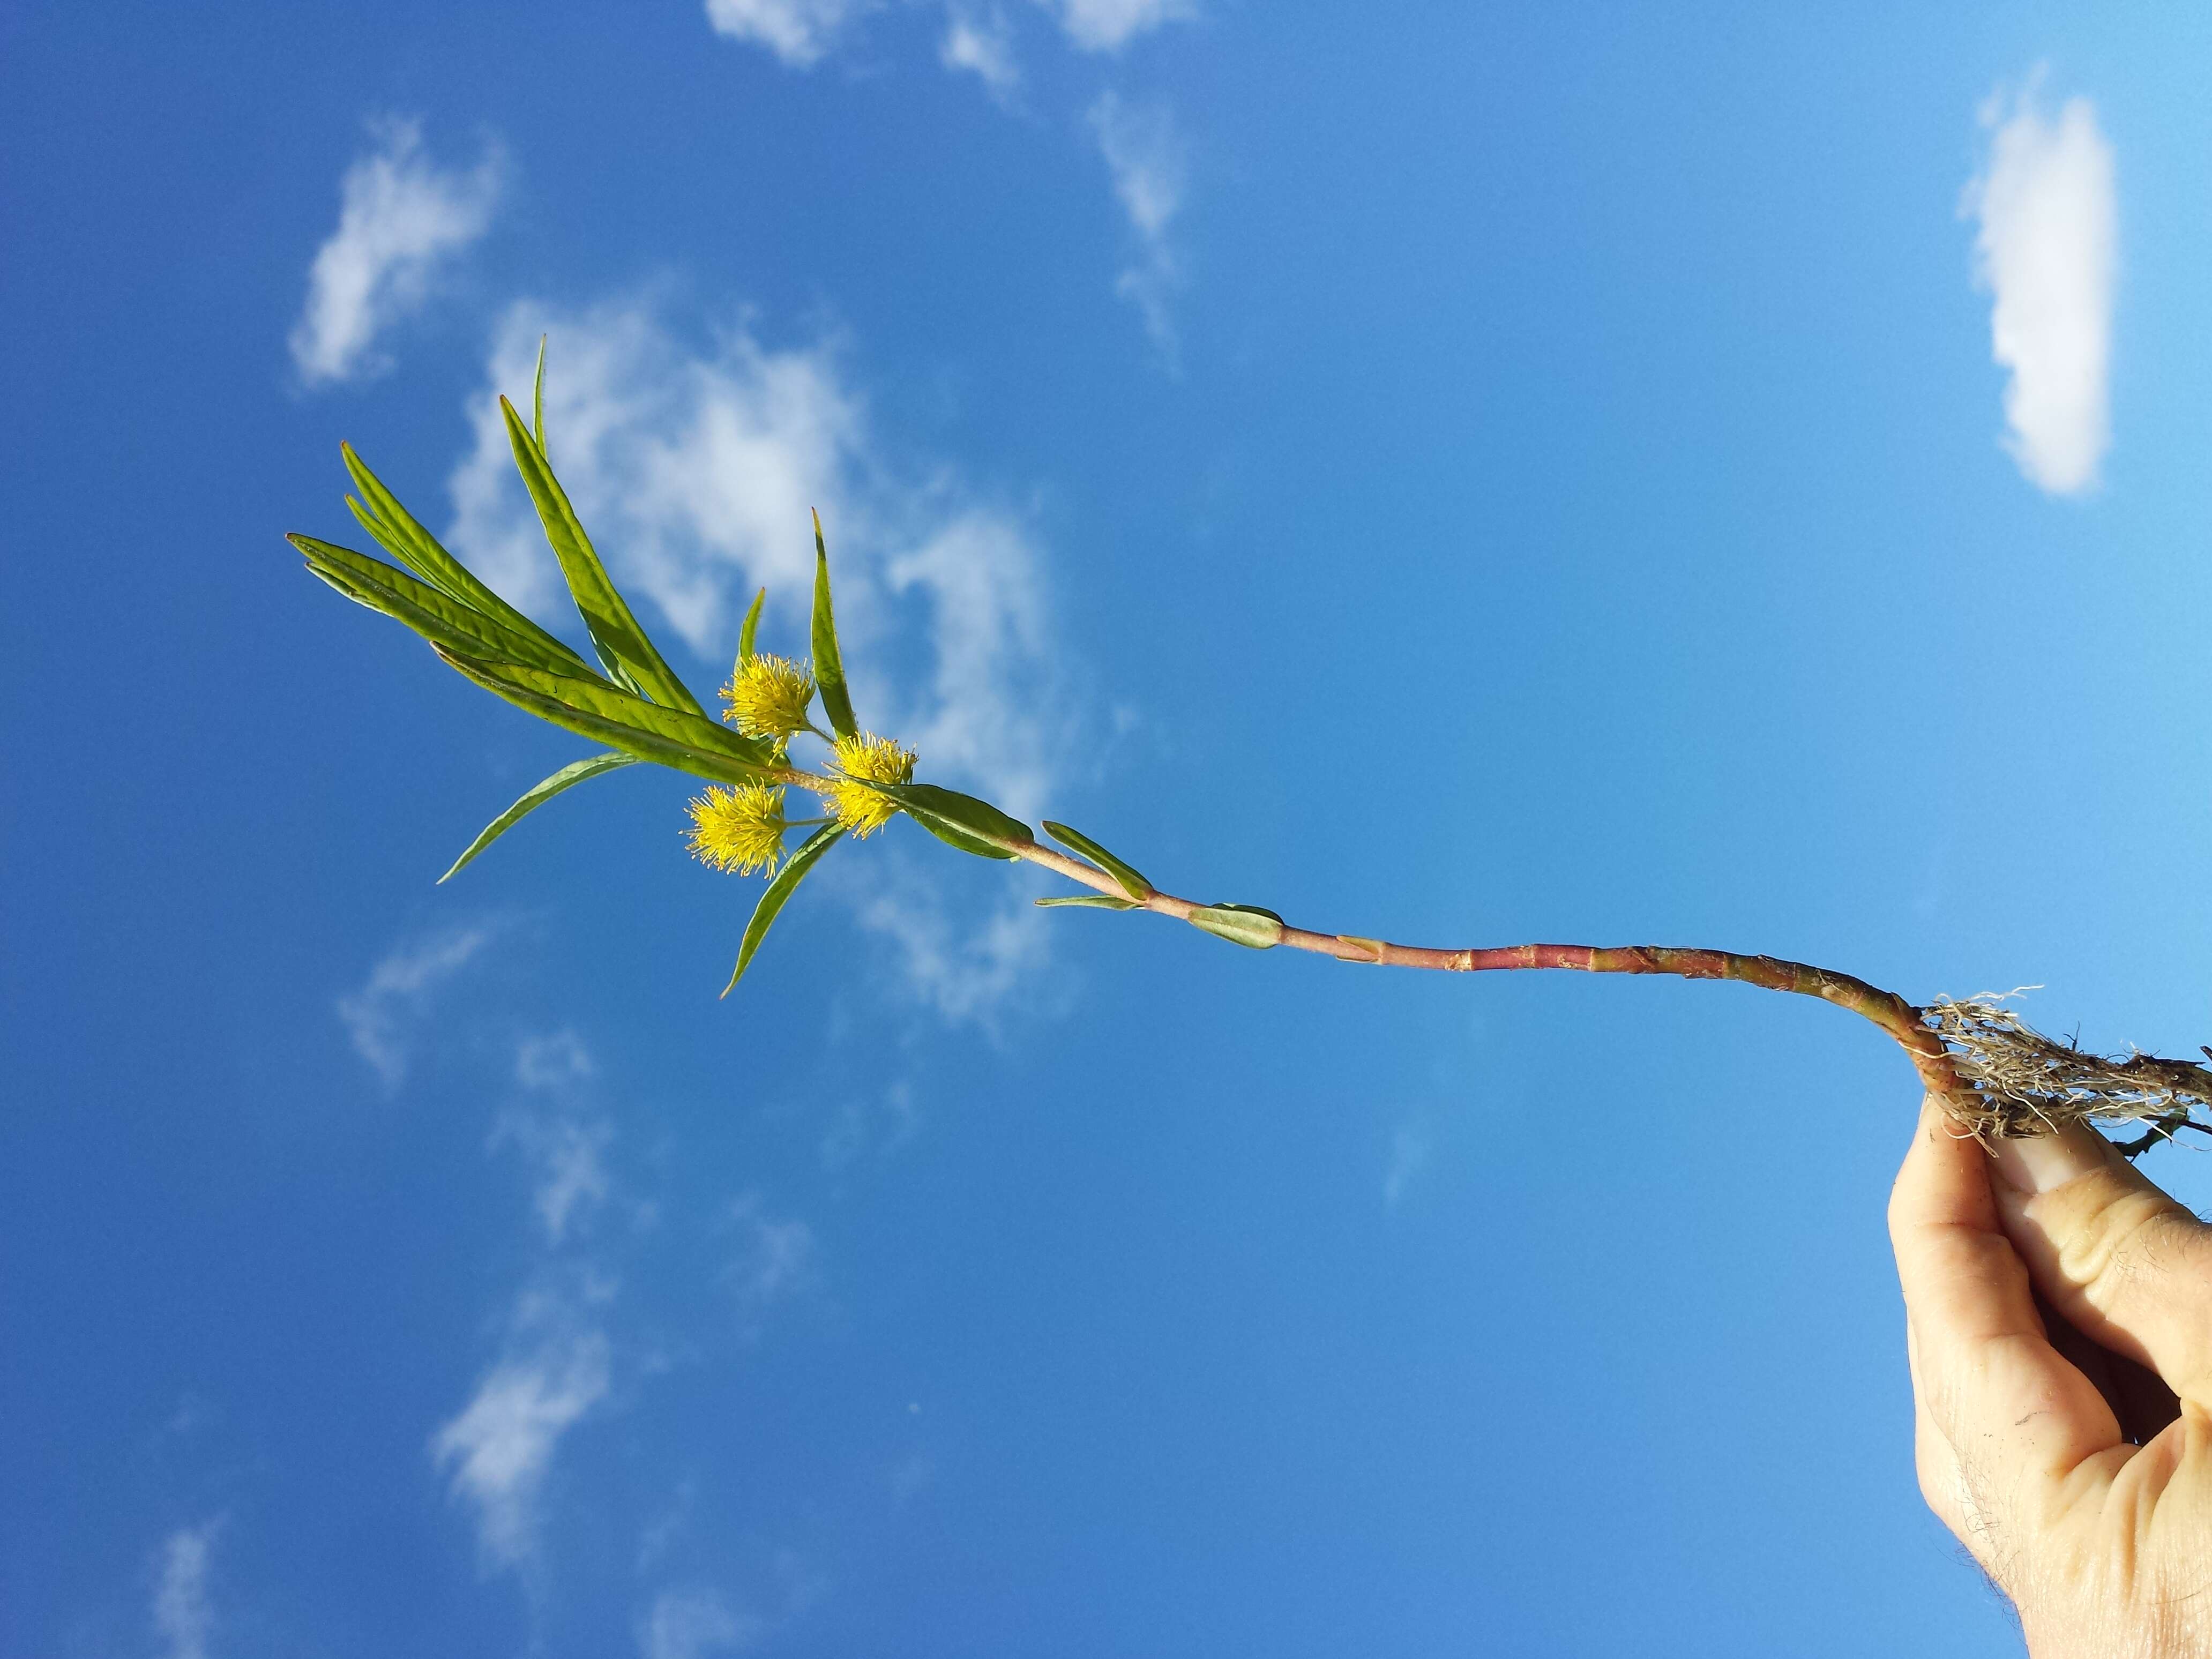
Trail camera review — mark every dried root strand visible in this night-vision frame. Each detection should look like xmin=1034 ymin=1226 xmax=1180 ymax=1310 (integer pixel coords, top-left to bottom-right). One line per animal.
xmin=1923 ymin=993 xmax=2212 ymax=1151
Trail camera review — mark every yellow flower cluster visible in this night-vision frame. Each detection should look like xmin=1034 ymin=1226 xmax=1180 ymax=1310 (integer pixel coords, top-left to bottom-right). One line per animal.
xmin=686 ymin=783 xmax=791 ymax=875
xmin=818 ymin=731 xmax=916 ymax=838
xmin=721 ymin=653 xmax=816 ymax=739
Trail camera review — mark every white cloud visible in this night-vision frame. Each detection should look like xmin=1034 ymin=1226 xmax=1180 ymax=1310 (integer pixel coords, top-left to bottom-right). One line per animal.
xmin=290 ymin=117 xmax=502 ymax=387
xmin=153 ymin=1521 xmax=219 ymax=1659
xmin=431 ymin=1328 xmax=611 ymax=1570
xmin=639 ymin=1587 xmax=765 ymax=1659
xmin=1963 ymin=76 xmax=2117 ymax=497
xmin=1382 ymin=1122 xmax=1429 ymax=1208
xmin=723 ymin=1193 xmax=817 ymax=1324
xmin=843 ymin=849 xmax=1053 ymax=1023
xmin=444 ymin=297 xmax=1074 ymax=1016
xmin=494 ymin=1109 xmax=613 ymax=1245
xmin=707 ymin=0 xmax=1182 ymax=70
xmin=1088 ymin=93 xmax=1186 ymax=359
xmin=703 ymin=0 xmax=869 ymax=66
xmin=820 ymin=1079 xmax=918 ymax=1168
xmin=337 ymin=924 xmax=496 ymax=1087
xmin=940 ymin=9 xmax=1020 ymax=98
xmin=1036 ymin=0 xmax=1190 ymax=51
xmin=516 ymin=1029 xmax=595 ymax=1091
xmin=447 ymin=301 xmax=859 ymax=653
xmin=504 ymin=1034 xmax=611 ymax=1245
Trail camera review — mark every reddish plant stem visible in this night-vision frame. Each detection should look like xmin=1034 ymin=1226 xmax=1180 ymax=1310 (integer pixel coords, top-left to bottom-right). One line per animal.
xmin=1012 ymin=840 xmax=1967 ymax=1100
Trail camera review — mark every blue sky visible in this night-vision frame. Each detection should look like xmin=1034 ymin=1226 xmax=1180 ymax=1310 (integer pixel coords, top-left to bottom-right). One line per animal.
xmin=7 ymin=2 xmax=2212 ymax=1654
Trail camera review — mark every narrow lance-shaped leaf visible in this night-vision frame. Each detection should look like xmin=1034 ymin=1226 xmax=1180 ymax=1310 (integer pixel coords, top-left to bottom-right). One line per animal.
xmin=1035 ymin=895 xmax=1141 ymax=911
xmin=864 ymin=781 xmax=1033 ymax=860
xmin=439 ymin=750 xmax=639 ymax=884
xmin=290 ymin=534 xmax=599 ymax=681
xmin=723 ymin=823 xmax=845 ymax=996
xmin=738 ymin=586 xmax=766 ymax=663
xmin=1042 ymin=820 xmax=1153 ymax=902
xmin=338 ymin=446 xmax=596 ymax=677
xmin=499 ymin=395 xmax=707 ymax=718
xmin=1186 ymin=903 xmax=1286 ymax=950
xmin=532 ymin=334 xmax=548 ymax=451
xmin=434 ymin=649 xmax=775 ymax=784
xmin=456 ymin=657 xmax=773 ymax=766
xmin=810 ymin=510 xmax=857 ymax=738
xmin=901 ymin=814 xmax=1012 ymax=860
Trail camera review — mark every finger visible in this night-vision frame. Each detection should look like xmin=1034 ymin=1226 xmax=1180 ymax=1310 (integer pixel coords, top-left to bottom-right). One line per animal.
xmin=2033 ymin=1284 xmax=2183 ymax=1447
xmin=1905 ymin=1320 xmax=1977 ymax=1551
xmin=1889 ymin=1097 xmax=2119 ymax=1488
xmin=1990 ymin=1124 xmax=2212 ymax=1408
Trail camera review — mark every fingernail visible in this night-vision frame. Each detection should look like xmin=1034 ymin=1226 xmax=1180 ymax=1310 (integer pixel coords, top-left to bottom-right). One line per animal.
xmin=1991 ymin=1126 xmax=2109 ymax=1195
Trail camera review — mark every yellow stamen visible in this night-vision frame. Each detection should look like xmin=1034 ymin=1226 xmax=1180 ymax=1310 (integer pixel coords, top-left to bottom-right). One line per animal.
xmin=686 ymin=783 xmax=791 ymax=875
xmin=818 ymin=731 xmax=916 ymax=839
xmin=721 ymin=653 xmax=816 ymax=739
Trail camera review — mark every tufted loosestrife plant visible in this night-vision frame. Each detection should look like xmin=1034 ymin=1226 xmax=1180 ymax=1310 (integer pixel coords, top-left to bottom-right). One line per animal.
xmin=289 ymin=344 xmax=2212 ymax=1152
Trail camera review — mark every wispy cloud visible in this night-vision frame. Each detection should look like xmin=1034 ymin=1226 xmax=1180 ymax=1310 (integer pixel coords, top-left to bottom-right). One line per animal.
xmin=1963 ymin=75 xmax=2117 ymax=497
xmin=820 ymin=1079 xmax=918 ymax=1169
xmin=516 ymin=1029 xmax=595 ymax=1090
xmin=447 ymin=300 xmax=854 ymax=650
xmin=432 ymin=1321 xmax=612 ymax=1571
xmin=498 ymin=1033 xmax=612 ymax=1244
xmin=703 ymin=0 xmax=870 ymax=66
xmin=1088 ymin=93 xmax=1187 ymax=361
xmin=413 ymin=1017 xmax=828 ymax=1634
xmin=723 ymin=1193 xmax=817 ymax=1329
xmin=706 ymin=0 xmax=1184 ymax=70
xmin=1382 ymin=1121 xmax=1430 ymax=1208
xmin=841 ymin=847 xmax=1053 ymax=1023
xmin=445 ymin=297 xmax=1073 ymax=1017
xmin=1038 ymin=0 xmax=1191 ymax=52
xmin=940 ymin=8 xmax=1021 ymax=100
xmin=436 ymin=1031 xmax=623 ymax=1576
xmin=639 ymin=1586 xmax=765 ymax=1659
xmin=153 ymin=1521 xmax=219 ymax=1659
xmin=290 ymin=116 xmax=502 ymax=388
xmin=699 ymin=0 xmax=1197 ymax=357
xmin=337 ymin=924 xmax=496 ymax=1088
xmin=496 ymin=1111 xmax=613 ymax=1245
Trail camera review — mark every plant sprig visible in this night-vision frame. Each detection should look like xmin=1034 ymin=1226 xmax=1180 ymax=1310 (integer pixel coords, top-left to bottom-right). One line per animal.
xmin=288 ymin=348 xmax=2212 ymax=1152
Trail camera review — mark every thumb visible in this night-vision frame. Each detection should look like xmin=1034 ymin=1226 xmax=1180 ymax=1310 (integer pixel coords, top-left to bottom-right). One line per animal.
xmin=1991 ymin=1124 xmax=2212 ymax=1406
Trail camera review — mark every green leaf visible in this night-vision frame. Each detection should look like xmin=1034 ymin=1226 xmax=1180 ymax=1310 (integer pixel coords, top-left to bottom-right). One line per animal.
xmin=905 ymin=814 xmax=1016 ymax=860
xmin=1041 ymin=821 xmax=1152 ymax=902
xmin=445 ymin=652 xmax=772 ymax=765
xmin=810 ymin=510 xmax=857 ymax=738
xmin=435 ymin=649 xmax=777 ymax=783
xmin=439 ymin=751 xmax=639 ymax=883
xmin=499 ymin=395 xmax=707 ymax=718
xmin=532 ymin=333 xmax=548 ymax=451
xmin=723 ymin=823 xmax=845 ymax=996
xmin=897 ymin=783 xmax=1035 ymax=847
xmin=738 ymin=586 xmax=766 ymax=663
xmin=1035 ymin=895 xmax=1141 ymax=910
xmin=866 ymin=781 xmax=1034 ymax=859
xmin=338 ymin=446 xmax=595 ymax=675
xmin=291 ymin=535 xmax=601 ymax=681
xmin=474 ymin=657 xmax=771 ymax=762
xmin=1186 ymin=903 xmax=1286 ymax=950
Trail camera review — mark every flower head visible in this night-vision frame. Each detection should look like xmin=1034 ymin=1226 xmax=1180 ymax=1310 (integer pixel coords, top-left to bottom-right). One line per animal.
xmin=721 ymin=653 xmax=816 ymax=739
xmin=818 ymin=731 xmax=916 ymax=839
xmin=686 ymin=783 xmax=792 ymax=875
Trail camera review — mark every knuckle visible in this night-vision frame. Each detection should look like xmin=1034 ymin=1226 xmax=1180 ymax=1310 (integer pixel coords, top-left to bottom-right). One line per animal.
xmin=2063 ymin=1190 xmax=2203 ymax=1303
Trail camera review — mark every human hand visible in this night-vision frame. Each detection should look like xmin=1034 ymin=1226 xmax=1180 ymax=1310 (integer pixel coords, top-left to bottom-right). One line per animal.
xmin=1890 ymin=1096 xmax=2212 ymax=1657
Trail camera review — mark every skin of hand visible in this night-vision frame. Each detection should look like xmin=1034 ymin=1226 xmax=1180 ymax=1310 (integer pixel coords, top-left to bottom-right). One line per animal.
xmin=1890 ymin=1095 xmax=2212 ymax=1657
